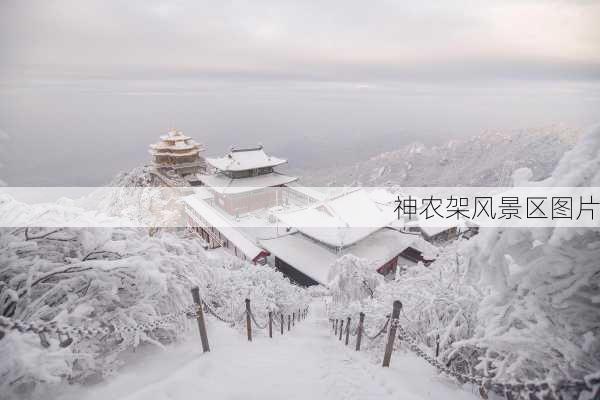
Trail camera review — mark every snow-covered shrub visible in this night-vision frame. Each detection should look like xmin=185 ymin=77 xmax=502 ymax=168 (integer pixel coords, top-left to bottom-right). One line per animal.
xmin=306 ymin=284 xmax=330 ymax=298
xmin=0 ymin=224 xmax=308 ymax=397
xmin=0 ymin=227 xmax=208 ymax=394
xmin=456 ymin=125 xmax=600 ymax=383
xmin=372 ymin=248 xmax=481 ymax=369
xmin=328 ymin=255 xmax=384 ymax=305
xmin=201 ymin=254 xmax=309 ymax=326
xmin=328 ymin=246 xmax=480 ymax=361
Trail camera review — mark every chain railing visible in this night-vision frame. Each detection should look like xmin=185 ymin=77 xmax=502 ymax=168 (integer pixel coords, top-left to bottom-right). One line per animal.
xmin=190 ymin=287 xmax=309 ymax=347
xmin=248 ymin=308 xmax=268 ymax=330
xmin=1 ymin=286 xmax=310 ymax=356
xmin=201 ymin=300 xmax=243 ymax=326
xmin=362 ymin=316 xmax=390 ymax=341
xmin=329 ymin=300 xmax=600 ymax=400
xmin=0 ymin=305 xmax=195 ymax=347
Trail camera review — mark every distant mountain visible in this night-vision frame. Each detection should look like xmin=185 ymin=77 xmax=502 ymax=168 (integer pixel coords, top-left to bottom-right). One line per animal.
xmin=300 ymin=125 xmax=581 ymax=187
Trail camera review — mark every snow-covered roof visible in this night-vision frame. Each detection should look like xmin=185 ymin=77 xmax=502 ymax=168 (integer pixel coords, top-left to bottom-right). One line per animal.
xmin=198 ymin=172 xmax=298 ymax=194
xmin=259 ymin=233 xmax=338 ymax=286
xmin=259 ymin=228 xmax=435 ymax=286
xmin=275 ymin=189 xmax=396 ymax=247
xmin=159 ymin=129 xmax=192 ymax=142
xmin=366 ymin=188 xmax=397 ymax=205
xmin=191 ymin=186 xmax=214 ymax=200
xmin=182 ymin=195 xmax=265 ymax=261
xmin=150 ymin=129 xmax=204 ymax=157
xmin=207 ymin=146 xmax=287 ymax=172
xmin=346 ymin=228 xmax=437 ymax=265
xmin=419 ymin=225 xmax=454 ymax=237
xmin=398 ymin=214 xmax=471 ymax=238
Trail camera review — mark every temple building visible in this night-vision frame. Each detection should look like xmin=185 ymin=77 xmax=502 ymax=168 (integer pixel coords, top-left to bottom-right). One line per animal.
xmin=177 ymin=141 xmax=438 ymax=286
xmin=181 ymin=145 xmax=299 ymax=265
xmin=149 ymin=129 xmax=206 ymax=183
xmin=198 ymin=145 xmax=298 ymax=215
xmin=259 ymin=189 xmax=436 ymax=286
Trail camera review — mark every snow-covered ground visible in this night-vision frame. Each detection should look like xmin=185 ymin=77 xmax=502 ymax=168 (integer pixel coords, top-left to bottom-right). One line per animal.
xmin=59 ymin=300 xmax=477 ymax=400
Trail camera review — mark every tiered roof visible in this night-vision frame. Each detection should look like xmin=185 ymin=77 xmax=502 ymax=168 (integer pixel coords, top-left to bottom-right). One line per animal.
xmin=198 ymin=172 xmax=298 ymax=194
xmin=149 ymin=129 xmax=205 ymax=158
xmin=206 ymin=145 xmax=287 ymax=172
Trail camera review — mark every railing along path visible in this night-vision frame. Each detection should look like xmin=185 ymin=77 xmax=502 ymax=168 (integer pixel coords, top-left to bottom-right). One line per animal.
xmin=329 ymin=300 xmax=599 ymax=400
xmin=0 ymin=286 xmax=310 ymax=354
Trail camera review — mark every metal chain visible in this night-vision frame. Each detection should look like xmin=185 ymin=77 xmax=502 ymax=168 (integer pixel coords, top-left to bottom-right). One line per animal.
xmin=249 ymin=309 xmax=268 ymax=330
xmin=272 ymin=313 xmax=282 ymax=327
xmin=0 ymin=305 xmax=195 ymax=339
xmin=201 ymin=301 xmax=238 ymax=325
xmin=394 ymin=320 xmax=598 ymax=399
xmin=362 ymin=316 xmax=390 ymax=341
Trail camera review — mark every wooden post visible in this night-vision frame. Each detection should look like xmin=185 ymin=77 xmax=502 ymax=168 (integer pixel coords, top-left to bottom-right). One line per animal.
xmin=298 ymin=309 xmax=301 ymax=321
xmin=245 ymin=298 xmax=252 ymax=342
xmin=268 ymin=311 xmax=273 ymax=338
xmin=435 ymin=334 xmax=440 ymax=357
xmin=339 ymin=319 xmax=344 ymax=341
xmin=280 ymin=314 xmax=284 ymax=335
xmin=190 ymin=287 xmax=210 ymax=352
xmin=382 ymin=301 xmax=402 ymax=367
xmin=287 ymin=314 xmax=291 ymax=331
xmin=334 ymin=319 xmax=338 ymax=335
xmin=356 ymin=312 xmax=365 ymax=351
xmin=292 ymin=312 xmax=295 ymax=326
xmin=345 ymin=317 xmax=351 ymax=345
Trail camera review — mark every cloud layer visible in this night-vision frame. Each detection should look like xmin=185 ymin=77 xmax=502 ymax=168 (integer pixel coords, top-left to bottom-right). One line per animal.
xmin=1 ymin=0 xmax=599 ymax=80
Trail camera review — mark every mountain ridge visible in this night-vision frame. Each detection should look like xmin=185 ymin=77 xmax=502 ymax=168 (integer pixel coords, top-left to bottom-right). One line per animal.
xmin=298 ymin=124 xmax=582 ymax=187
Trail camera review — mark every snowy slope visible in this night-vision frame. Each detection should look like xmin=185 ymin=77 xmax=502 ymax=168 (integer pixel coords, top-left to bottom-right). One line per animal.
xmin=56 ymin=300 xmax=477 ymax=400
xmin=301 ymin=125 xmax=580 ymax=186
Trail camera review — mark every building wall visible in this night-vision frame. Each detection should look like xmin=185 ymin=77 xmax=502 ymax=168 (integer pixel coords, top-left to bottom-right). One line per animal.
xmin=216 ymin=188 xmax=279 ymax=215
xmin=274 ymin=257 xmax=320 ymax=287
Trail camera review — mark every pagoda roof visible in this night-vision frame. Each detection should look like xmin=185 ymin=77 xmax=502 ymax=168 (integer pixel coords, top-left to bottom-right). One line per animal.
xmin=149 ymin=129 xmax=205 ymax=158
xmin=206 ymin=145 xmax=287 ymax=172
xmin=149 ymin=148 xmax=202 ymax=157
xmin=150 ymin=141 xmax=202 ymax=151
xmin=159 ymin=129 xmax=192 ymax=142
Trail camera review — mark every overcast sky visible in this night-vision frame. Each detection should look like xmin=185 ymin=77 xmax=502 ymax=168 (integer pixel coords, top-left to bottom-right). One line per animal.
xmin=1 ymin=0 xmax=599 ymax=81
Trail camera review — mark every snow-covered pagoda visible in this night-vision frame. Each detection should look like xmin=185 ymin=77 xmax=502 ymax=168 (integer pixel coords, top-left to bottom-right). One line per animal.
xmin=198 ymin=145 xmax=298 ymax=214
xmin=149 ymin=129 xmax=206 ymax=182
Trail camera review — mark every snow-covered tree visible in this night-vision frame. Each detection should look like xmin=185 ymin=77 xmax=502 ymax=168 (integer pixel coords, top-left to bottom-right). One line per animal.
xmin=456 ymin=125 xmax=600 ymax=383
xmin=328 ymin=255 xmax=383 ymax=308
xmin=0 ymin=223 xmax=307 ymax=397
